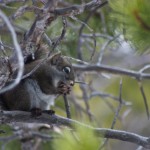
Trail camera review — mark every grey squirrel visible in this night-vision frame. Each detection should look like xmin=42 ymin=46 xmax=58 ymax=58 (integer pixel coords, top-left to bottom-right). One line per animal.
xmin=0 ymin=52 xmax=75 ymax=112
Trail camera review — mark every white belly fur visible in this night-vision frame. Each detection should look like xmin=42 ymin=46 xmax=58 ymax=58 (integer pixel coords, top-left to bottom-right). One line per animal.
xmin=25 ymin=79 xmax=57 ymax=110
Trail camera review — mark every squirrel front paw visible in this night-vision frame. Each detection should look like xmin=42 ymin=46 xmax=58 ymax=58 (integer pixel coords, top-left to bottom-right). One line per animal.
xmin=31 ymin=108 xmax=42 ymax=117
xmin=57 ymin=82 xmax=71 ymax=94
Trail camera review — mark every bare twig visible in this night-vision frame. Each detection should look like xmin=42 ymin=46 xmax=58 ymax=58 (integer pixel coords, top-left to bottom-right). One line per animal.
xmin=138 ymin=80 xmax=149 ymax=119
xmin=79 ymin=75 xmax=93 ymax=121
xmin=0 ymin=129 xmax=55 ymax=150
xmin=0 ymin=10 xmax=24 ymax=94
xmin=139 ymin=64 xmax=150 ymax=73
xmin=43 ymin=33 xmax=52 ymax=47
xmin=76 ymin=1 xmax=106 ymax=60
xmin=90 ymin=33 xmax=96 ymax=61
xmin=66 ymin=56 xmax=89 ymax=65
xmin=90 ymin=91 xmax=131 ymax=105
xmin=63 ymin=94 xmax=71 ymax=119
xmin=0 ymin=38 xmax=13 ymax=76
xmin=12 ymin=5 xmax=42 ymax=19
xmin=70 ymin=16 xmax=93 ymax=32
xmin=138 ymin=65 xmax=150 ymax=119
xmin=75 ymin=81 xmax=89 ymax=85
xmin=82 ymin=33 xmax=115 ymax=40
xmin=50 ymin=16 xmax=67 ymax=53
xmin=99 ymin=79 xmax=123 ymax=149
xmin=97 ymin=34 xmax=120 ymax=65
xmin=0 ymin=41 xmax=14 ymax=50
xmin=70 ymin=92 xmax=88 ymax=116
xmin=0 ymin=3 xmax=17 ymax=9
xmin=111 ymin=79 xmax=123 ymax=129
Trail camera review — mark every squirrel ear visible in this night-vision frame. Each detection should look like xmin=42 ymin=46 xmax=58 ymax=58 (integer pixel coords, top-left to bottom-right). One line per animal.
xmin=50 ymin=52 xmax=62 ymax=65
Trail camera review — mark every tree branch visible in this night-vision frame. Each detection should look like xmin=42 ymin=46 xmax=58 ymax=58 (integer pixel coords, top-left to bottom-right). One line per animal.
xmin=73 ymin=64 xmax=150 ymax=80
xmin=53 ymin=0 xmax=108 ymax=16
xmin=0 ymin=10 xmax=24 ymax=94
xmin=0 ymin=110 xmax=150 ymax=149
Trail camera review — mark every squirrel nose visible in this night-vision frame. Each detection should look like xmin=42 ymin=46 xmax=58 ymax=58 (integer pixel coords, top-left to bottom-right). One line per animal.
xmin=70 ymin=80 xmax=74 ymax=86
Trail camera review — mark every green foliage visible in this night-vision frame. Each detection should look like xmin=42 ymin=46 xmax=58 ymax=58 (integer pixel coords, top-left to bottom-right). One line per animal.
xmin=3 ymin=140 xmax=21 ymax=150
xmin=0 ymin=125 xmax=21 ymax=150
xmin=110 ymin=0 xmax=150 ymax=52
xmin=52 ymin=126 xmax=101 ymax=150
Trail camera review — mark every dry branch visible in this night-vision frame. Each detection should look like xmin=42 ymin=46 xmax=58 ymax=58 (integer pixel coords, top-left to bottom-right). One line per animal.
xmin=0 ymin=10 xmax=24 ymax=94
xmin=73 ymin=64 xmax=150 ymax=79
xmin=20 ymin=0 xmax=108 ymax=61
xmin=0 ymin=110 xmax=150 ymax=149
xmin=53 ymin=0 xmax=108 ymax=16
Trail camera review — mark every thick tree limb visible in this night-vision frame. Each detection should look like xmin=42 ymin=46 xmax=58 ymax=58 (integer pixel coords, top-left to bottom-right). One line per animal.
xmin=0 ymin=110 xmax=150 ymax=149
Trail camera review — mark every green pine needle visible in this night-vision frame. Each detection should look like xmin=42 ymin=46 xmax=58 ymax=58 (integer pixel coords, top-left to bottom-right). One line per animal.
xmin=52 ymin=126 xmax=101 ymax=150
xmin=110 ymin=0 xmax=150 ymax=52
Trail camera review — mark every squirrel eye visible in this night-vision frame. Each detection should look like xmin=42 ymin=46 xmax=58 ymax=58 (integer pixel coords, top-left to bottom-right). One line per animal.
xmin=63 ymin=67 xmax=71 ymax=74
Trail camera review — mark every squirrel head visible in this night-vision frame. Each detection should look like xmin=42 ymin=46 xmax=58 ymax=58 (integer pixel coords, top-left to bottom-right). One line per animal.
xmin=48 ymin=52 xmax=75 ymax=87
